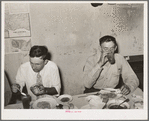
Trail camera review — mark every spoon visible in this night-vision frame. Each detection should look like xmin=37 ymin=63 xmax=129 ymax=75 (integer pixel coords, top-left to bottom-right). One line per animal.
xmin=117 ymin=98 xmax=129 ymax=108
xmin=17 ymin=88 xmax=26 ymax=96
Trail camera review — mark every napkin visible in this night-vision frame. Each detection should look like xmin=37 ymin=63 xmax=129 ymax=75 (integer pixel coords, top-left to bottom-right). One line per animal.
xmin=86 ymin=95 xmax=105 ymax=109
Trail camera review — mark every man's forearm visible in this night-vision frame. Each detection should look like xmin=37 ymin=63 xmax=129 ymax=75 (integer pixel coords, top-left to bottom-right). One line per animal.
xmin=44 ymin=87 xmax=58 ymax=95
xmin=84 ymin=66 xmax=103 ymax=88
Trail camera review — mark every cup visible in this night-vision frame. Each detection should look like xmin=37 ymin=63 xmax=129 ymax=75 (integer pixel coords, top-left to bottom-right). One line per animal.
xmin=107 ymin=53 xmax=115 ymax=64
xmin=21 ymin=94 xmax=31 ymax=109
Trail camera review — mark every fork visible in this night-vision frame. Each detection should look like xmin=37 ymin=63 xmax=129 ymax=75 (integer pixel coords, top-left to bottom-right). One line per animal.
xmin=16 ymin=87 xmax=26 ymax=96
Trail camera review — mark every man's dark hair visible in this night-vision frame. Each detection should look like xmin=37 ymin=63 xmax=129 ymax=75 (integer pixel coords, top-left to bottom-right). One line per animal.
xmin=29 ymin=45 xmax=48 ymax=60
xmin=99 ymin=35 xmax=117 ymax=47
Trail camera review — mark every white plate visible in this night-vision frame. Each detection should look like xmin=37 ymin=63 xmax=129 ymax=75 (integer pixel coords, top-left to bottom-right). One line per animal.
xmin=57 ymin=94 xmax=73 ymax=103
xmin=32 ymin=97 xmax=57 ymax=109
xmin=107 ymin=99 xmax=130 ymax=109
xmin=100 ymin=88 xmax=121 ymax=98
xmin=103 ymin=88 xmax=117 ymax=91
xmin=101 ymin=88 xmax=121 ymax=93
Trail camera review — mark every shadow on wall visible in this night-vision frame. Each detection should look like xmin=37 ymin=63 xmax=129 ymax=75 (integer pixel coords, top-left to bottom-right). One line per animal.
xmin=115 ymin=41 xmax=119 ymax=53
xmin=58 ymin=68 xmax=64 ymax=95
xmin=46 ymin=51 xmax=64 ymax=94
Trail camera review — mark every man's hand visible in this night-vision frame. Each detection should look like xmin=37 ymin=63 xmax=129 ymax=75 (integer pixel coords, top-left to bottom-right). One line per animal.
xmin=98 ymin=52 xmax=108 ymax=66
xmin=30 ymin=84 xmax=45 ymax=96
xmin=107 ymin=53 xmax=115 ymax=64
xmin=11 ymin=83 xmax=20 ymax=93
xmin=120 ymin=84 xmax=131 ymax=95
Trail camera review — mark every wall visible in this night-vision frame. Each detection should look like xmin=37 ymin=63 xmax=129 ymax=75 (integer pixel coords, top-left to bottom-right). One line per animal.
xmin=4 ymin=3 xmax=144 ymax=95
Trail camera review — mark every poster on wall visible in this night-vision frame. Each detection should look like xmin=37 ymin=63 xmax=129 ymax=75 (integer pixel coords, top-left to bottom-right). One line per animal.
xmin=5 ymin=37 xmax=31 ymax=54
xmin=5 ymin=3 xmax=31 ymax=38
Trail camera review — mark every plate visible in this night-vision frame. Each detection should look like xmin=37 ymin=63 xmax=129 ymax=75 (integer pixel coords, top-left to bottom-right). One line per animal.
xmin=57 ymin=94 xmax=73 ymax=103
xmin=56 ymin=103 xmax=78 ymax=109
xmin=100 ymin=88 xmax=121 ymax=99
xmin=103 ymin=88 xmax=117 ymax=91
xmin=32 ymin=97 xmax=57 ymax=109
xmin=101 ymin=88 xmax=121 ymax=93
xmin=107 ymin=99 xmax=130 ymax=109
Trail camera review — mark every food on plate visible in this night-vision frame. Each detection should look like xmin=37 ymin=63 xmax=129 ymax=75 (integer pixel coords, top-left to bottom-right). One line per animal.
xmin=109 ymin=104 xmax=127 ymax=109
xmin=37 ymin=101 xmax=51 ymax=109
xmin=60 ymin=97 xmax=70 ymax=102
xmin=101 ymin=92 xmax=117 ymax=98
xmin=107 ymin=99 xmax=130 ymax=109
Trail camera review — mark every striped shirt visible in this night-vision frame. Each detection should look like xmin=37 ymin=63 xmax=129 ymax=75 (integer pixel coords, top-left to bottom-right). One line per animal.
xmin=15 ymin=61 xmax=61 ymax=101
xmin=83 ymin=53 xmax=139 ymax=93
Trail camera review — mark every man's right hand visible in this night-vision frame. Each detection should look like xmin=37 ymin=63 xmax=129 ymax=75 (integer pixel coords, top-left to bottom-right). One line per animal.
xmin=98 ymin=52 xmax=108 ymax=66
xmin=11 ymin=83 xmax=20 ymax=93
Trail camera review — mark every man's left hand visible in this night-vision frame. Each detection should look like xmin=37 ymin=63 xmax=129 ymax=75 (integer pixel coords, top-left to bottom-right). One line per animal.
xmin=30 ymin=84 xmax=45 ymax=96
xmin=120 ymin=84 xmax=131 ymax=95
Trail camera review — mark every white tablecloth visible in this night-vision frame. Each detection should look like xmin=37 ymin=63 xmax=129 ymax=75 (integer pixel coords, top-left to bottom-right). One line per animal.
xmin=4 ymin=88 xmax=143 ymax=109
xmin=71 ymin=88 xmax=143 ymax=109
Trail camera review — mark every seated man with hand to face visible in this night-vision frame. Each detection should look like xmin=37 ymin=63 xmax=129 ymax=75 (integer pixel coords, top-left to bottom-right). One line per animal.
xmin=83 ymin=35 xmax=139 ymax=95
xmin=11 ymin=46 xmax=61 ymax=101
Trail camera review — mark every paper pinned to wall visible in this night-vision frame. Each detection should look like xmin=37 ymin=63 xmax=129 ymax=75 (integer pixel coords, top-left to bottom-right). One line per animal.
xmin=8 ymin=3 xmax=29 ymax=14
xmin=5 ymin=3 xmax=31 ymax=38
xmin=5 ymin=38 xmax=31 ymax=54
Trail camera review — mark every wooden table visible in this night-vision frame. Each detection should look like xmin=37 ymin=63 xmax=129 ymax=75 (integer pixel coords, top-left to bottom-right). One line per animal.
xmin=4 ymin=88 xmax=143 ymax=109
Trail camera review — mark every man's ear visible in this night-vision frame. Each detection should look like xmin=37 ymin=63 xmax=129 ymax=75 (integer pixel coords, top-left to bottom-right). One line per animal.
xmin=44 ymin=59 xmax=48 ymax=65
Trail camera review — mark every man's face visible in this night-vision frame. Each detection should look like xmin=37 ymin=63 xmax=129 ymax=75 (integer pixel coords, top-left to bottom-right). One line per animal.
xmin=30 ymin=57 xmax=46 ymax=72
xmin=101 ymin=41 xmax=117 ymax=54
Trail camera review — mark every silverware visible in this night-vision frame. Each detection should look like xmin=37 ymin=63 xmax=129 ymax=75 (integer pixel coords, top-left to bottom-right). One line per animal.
xmin=17 ymin=87 xmax=26 ymax=96
xmin=116 ymin=98 xmax=130 ymax=108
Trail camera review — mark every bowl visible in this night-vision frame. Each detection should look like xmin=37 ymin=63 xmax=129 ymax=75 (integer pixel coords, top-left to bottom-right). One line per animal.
xmin=32 ymin=96 xmax=57 ymax=109
xmin=57 ymin=94 xmax=73 ymax=103
xmin=107 ymin=99 xmax=130 ymax=109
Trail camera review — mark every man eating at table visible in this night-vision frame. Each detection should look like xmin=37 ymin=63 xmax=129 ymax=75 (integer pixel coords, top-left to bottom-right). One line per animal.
xmin=11 ymin=45 xmax=61 ymax=101
xmin=83 ymin=35 xmax=139 ymax=95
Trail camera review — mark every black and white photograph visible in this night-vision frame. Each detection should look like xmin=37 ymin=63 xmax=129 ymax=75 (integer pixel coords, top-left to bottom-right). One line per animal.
xmin=1 ymin=1 xmax=148 ymax=120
